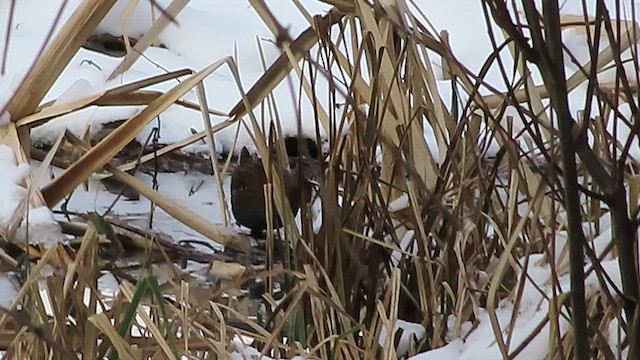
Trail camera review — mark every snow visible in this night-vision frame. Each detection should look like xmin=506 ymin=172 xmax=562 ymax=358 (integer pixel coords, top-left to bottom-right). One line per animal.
xmin=0 ymin=0 xmax=638 ymax=358
xmin=409 ymin=214 xmax=626 ymax=360
xmin=0 ymin=145 xmax=29 ymax=227
xmin=53 ymin=170 xmax=232 ymax=248
xmin=408 ymin=266 xmax=571 ymax=360
xmin=380 ymin=319 xmax=427 ymax=358
xmin=2 ymin=0 xmax=335 ymax=155
xmin=0 ymin=275 xmax=19 ymax=309
xmin=0 ymin=145 xmax=62 ymax=246
xmin=0 ymin=144 xmax=62 ymax=245
xmin=229 ymin=339 xmax=266 ymax=360
xmin=389 ymin=193 xmax=410 ymax=212
xmin=15 ymin=205 xmax=64 ymax=246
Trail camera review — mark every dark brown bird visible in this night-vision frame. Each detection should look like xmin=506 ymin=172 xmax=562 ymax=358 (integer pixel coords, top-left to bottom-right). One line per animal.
xmin=231 ymin=147 xmax=301 ymax=237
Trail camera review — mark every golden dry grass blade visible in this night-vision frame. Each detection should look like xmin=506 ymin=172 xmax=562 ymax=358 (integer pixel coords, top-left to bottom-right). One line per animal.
xmin=208 ymin=260 xmax=247 ymax=278
xmin=260 ymin=282 xmax=309 ymax=357
xmin=196 ymin=81 xmax=228 ymax=225
xmin=117 ymin=118 xmax=236 ymax=172
xmin=88 ymin=313 xmax=138 ymax=360
xmin=5 ymin=130 xmax=65 ymax=244
xmin=63 ymin=225 xmax=98 ymax=295
xmin=108 ymin=0 xmax=191 ymax=80
xmin=228 ymin=6 xmax=343 ymax=119
xmin=0 ymin=244 xmax=61 ymax=331
xmin=5 ymin=0 xmax=117 ymax=120
xmin=0 ymin=123 xmax=46 ymax=207
xmin=119 ymin=282 xmax=176 ymax=358
xmin=354 ymin=1 xmax=404 ymax=140
xmin=117 ymin=0 xmax=138 ymax=55
xmin=16 ymin=92 xmax=105 ymax=129
xmin=30 ymin=127 xmax=64 ymax=188
xmin=355 ymin=1 xmax=430 ymax=201
xmin=104 ymin=163 xmax=250 ymax=251
xmin=102 ymin=69 xmax=193 ymax=96
xmin=17 ymin=69 xmax=194 ymax=128
xmin=41 ymin=57 xmax=231 ymax=207
xmin=95 ymin=89 xmax=227 ymax=116
xmin=381 ymin=269 xmax=401 ymax=359
xmin=44 ymin=276 xmax=71 ymax=351
xmin=250 ymin=1 xmax=335 ymax=134
xmin=485 ymin=178 xmax=547 ymax=357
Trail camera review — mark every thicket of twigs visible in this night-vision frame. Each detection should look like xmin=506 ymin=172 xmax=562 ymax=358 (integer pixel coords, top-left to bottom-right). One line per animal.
xmin=0 ymin=0 xmax=638 ymax=358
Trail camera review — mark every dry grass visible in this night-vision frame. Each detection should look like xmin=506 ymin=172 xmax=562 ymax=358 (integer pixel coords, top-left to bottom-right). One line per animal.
xmin=0 ymin=0 xmax=638 ymax=358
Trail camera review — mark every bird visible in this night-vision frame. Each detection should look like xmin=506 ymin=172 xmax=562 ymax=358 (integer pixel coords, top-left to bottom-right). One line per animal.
xmin=284 ymin=136 xmax=319 ymax=159
xmin=231 ymin=147 xmax=301 ymax=237
xmin=284 ymin=135 xmax=324 ymax=181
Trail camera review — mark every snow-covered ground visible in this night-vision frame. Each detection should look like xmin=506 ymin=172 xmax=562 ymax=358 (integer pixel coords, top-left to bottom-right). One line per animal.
xmin=410 ymin=216 xmax=627 ymax=359
xmin=0 ymin=0 xmax=638 ymax=359
xmin=2 ymin=0 xmax=335 ymax=151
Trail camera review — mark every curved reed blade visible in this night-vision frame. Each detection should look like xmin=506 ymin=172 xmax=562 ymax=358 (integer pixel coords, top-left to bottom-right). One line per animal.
xmin=4 ymin=0 xmax=117 ymax=120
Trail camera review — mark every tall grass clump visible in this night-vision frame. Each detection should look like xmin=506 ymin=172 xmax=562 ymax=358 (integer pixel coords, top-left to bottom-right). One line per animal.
xmin=0 ymin=0 xmax=638 ymax=358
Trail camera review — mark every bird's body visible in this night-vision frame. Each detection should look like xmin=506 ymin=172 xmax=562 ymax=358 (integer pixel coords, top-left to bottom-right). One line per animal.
xmin=231 ymin=147 xmax=301 ymax=237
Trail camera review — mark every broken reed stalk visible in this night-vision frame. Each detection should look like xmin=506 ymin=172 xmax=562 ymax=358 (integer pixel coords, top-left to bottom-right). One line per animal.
xmin=196 ymin=81 xmax=229 ymax=226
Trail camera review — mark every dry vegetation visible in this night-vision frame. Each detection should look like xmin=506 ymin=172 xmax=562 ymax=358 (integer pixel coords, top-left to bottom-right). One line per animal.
xmin=0 ymin=0 xmax=639 ymax=358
